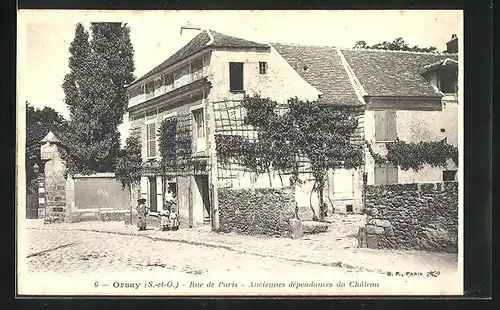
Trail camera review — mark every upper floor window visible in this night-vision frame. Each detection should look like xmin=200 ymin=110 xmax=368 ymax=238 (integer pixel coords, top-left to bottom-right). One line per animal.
xmin=163 ymin=73 xmax=174 ymax=86
xmin=192 ymin=108 xmax=206 ymax=153
xmin=374 ymin=110 xmax=397 ymax=142
xmin=145 ymin=81 xmax=155 ymax=94
xmin=443 ymin=170 xmax=457 ymax=182
xmin=374 ymin=163 xmax=398 ymax=185
xmin=191 ymin=59 xmax=204 ymax=80
xmin=438 ymin=68 xmax=458 ymax=94
xmin=146 ymin=122 xmax=157 ymax=159
xmin=259 ymin=62 xmax=268 ymax=75
xmin=229 ymin=62 xmax=244 ymax=92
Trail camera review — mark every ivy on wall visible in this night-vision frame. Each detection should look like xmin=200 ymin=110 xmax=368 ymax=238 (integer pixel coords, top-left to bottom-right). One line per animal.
xmin=158 ymin=118 xmax=178 ymax=173
xmin=215 ymin=94 xmax=364 ymax=220
xmin=157 ymin=115 xmax=208 ymax=178
xmin=365 ymin=138 xmax=459 ymax=171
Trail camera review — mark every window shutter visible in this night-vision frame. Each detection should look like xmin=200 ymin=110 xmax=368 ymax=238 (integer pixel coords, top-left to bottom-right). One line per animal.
xmin=386 ymin=111 xmax=397 ymax=141
xmin=387 ymin=165 xmax=398 ymax=184
xmin=374 ymin=165 xmax=387 ymax=185
xmin=147 ymin=123 xmax=156 ymax=158
xmin=374 ymin=111 xmax=387 ymax=141
xmin=229 ymin=62 xmax=244 ymax=91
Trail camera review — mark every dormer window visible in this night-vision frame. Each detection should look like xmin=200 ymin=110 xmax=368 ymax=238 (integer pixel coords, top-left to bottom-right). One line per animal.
xmin=422 ymin=58 xmax=458 ymax=94
xmin=438 ymin=66 xmax=458 ymax=94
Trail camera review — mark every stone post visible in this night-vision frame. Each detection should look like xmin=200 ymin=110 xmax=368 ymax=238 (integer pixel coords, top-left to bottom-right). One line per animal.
xmin=40 ymin=131 xmax=68 ymax=223
xmin=289 ymin=219 xmax=303 ymax=239
xmin=37 ymin=171 xmax=46 ymax=220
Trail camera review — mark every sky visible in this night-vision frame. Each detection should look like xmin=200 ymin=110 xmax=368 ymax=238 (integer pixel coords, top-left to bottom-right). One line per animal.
xmin=17 ymin=10 xmax=463 ymax=146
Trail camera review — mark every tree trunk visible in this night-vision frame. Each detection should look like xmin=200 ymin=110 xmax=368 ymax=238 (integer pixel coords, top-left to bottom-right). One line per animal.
xmin=309 ymin=179 xmax=318 ymax=221
xmin=128 ymin=186 xmax=133 ymax=225
xmin=318 ymin=188 xmax=325 ymax=221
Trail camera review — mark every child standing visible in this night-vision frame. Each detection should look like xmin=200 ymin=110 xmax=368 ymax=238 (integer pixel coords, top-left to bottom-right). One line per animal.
xmin=170 ymin=205 xmax=179 ymax=231
xmin=159 ymin=204 xmax=170 ymax=231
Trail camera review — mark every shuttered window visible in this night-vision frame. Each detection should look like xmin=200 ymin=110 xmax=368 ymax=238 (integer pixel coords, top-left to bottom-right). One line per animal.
xmin=146 ymin=122 xmax=157 ymax=159
xmin=374 ymin=111 xmax=397 ymax=141
xmin=374 ymin=163 xmax=398 ymax=185
xmin=192 ymin=108 xmax=206 ymax=152
xmin=229 ymin=62 xmax=244 ymax=91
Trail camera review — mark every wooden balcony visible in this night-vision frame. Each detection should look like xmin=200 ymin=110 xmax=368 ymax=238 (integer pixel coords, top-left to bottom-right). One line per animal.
xmin=128 ymin=67 xmax=209 ymax=109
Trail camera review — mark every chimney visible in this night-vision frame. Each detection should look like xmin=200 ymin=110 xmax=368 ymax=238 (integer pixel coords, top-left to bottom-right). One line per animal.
xmin=446 ymin=34 xmax=458 ymax=53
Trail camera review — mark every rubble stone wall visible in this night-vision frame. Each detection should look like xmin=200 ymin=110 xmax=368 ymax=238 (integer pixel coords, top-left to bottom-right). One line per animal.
xmin=218 ymin=186 xmax=296 ymax=237
xmin=359 ymin=182 xmax=458 ymax=253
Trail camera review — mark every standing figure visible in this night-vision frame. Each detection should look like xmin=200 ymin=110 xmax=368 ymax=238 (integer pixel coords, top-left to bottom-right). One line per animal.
xmin=170 ymin=205 xmax=179 ymax=231
xmin=159 ymin=192 xmax=172 ymax=231
xmin=136 ymin=198 xmax=148 ymax=231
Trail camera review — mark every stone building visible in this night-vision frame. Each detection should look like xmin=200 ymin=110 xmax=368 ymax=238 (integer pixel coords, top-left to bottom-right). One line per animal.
xmin=126 ymin=29 xmax=459 ymax=228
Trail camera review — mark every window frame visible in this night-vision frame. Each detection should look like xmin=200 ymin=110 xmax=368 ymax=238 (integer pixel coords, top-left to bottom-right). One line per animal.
xmin=443 ymin=170 xmax=457 ymax=182
xmin=259 ymin=61 xmax=268 ymax=75
xmin=190 ymin=104 xmax=206 ymax=153
xmin=229 ymin=62 xmax=244 ymax=92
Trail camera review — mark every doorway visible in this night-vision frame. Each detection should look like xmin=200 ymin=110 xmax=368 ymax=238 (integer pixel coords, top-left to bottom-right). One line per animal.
xmin=195 ymin=175 xmax=211 ymax=223
xmin=148 ymin=176 xmax=157 ymax=212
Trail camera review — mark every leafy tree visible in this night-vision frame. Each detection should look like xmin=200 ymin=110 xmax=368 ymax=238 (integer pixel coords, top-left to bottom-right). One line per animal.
xmin=354 ymin=37 xmax=437 ymax=53
xmin=25 ymin=101 xmax=68 ymax=193
xmin=61 ymin=22 xmax=135 ymax=175
xmin=115 ymin=136 xmax=142 ymax=216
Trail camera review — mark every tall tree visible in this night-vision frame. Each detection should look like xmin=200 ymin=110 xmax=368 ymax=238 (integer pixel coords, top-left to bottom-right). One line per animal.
xmin=354 ymin=37 xmax=437 ymax=53
xmin=26 ymin=102 xmax=68 ymax=193
xmin=90 ymin=22 xmax=135 ymax=127
xmin=61 ymin=22 xmax=135 ymax=175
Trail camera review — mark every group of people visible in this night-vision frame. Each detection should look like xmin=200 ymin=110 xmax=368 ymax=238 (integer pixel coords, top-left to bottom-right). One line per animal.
xmin=136 ymin=189 xmax=179 ymax=232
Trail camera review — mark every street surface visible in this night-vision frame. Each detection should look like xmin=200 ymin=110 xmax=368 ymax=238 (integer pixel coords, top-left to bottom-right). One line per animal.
xmin=18 ymin=219 xmax=461 ymax=295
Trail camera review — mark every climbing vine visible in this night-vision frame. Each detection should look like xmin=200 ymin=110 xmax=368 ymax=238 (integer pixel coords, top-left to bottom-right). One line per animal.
xmin=157 ymin=115 xmax=208 ymax=178
xmin=366 ymin=138 xmax=459 ymax=171
xmin=215 ymin=94 xmax=364 ymax=220
xmin=158 ymin=118 xmax=178 ymax=173
xmin=386 ymin=138 xmax=458 ymax=170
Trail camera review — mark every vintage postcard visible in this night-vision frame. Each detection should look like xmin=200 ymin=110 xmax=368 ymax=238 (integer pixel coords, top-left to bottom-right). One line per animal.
xmin=16 ymin=9 xmax=464 ymax=296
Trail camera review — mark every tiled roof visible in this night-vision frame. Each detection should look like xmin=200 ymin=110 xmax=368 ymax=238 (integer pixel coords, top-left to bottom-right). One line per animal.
xmin=210 ymin=30 xmax=269 ymax=49
xmin=130 ymin=30 xmax=269 ymax=86
xmin=272 ymin=43 xmax=361 ymax=106
xmin=340 ymin=49 xmax=458 ymax=97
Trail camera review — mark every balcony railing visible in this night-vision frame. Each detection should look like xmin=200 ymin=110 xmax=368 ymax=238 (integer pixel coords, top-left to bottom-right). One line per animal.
xmin=128 ymin=67 xmax=208 ymax=108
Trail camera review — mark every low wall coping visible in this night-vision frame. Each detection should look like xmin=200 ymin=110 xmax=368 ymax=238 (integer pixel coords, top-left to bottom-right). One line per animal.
xmin=73 ymin=172 xmax=117 ymax=179
xmin=220 ymin=186 xmax=295 ymax=191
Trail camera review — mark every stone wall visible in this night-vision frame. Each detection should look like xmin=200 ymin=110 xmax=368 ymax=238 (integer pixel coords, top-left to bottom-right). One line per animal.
xmin=218 ymin=186 xmax=296 ymax=237
xmin=359 ymin=182 xmax=458 ymax=253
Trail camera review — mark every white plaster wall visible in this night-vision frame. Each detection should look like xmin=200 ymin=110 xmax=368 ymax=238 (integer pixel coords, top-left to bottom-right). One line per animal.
xmin=209 ymin=47 xmax=320 ymax=104
xmin=397 ymin=110 xmax=444 ymax=143
xmin=364 ymin=100 xmax=458 ymax=185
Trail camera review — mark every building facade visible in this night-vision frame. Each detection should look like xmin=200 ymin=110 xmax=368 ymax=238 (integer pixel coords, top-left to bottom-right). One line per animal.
xmin=126 ymin=30 xmax=459 ymax=227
